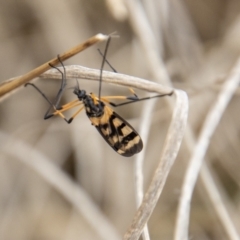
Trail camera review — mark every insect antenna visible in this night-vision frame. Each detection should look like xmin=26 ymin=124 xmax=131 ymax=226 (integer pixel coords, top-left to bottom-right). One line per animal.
xmin=98 ymin=36 xmax=112 ymax=99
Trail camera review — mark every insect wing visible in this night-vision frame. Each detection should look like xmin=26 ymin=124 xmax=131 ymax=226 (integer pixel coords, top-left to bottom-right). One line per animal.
xmin=95 ymin=107 xmax=143 ymax=157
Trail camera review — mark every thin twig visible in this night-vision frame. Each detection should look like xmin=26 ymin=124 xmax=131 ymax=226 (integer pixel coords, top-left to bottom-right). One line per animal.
xmin=123 ymin=1 xmax=171 ymax=239
xmin=133 ymin=99 xmax=158 ymax=240
xmin=123 ymin=89 xmax=188 ymax=240
xmin=0 ymin=33 xmax=108 ymax=100
xmin=40 ymin=66 xmax=173 ymax=94
xmin=123 ymin=1 xmax=173 ymax=239
xmin=134 ymin=104 xmax=157 ymax=208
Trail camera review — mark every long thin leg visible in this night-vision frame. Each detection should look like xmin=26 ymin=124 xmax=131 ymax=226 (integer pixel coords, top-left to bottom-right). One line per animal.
xmin=53 ymin=105 xmax=85 ymax=124
xmin=25 ymin=81 xmax=68 ymax=120
xmin=46 ymin=100 xmax=83 ymax=121
xmin=100 ymin=91 xmax=173 ymax=107
xmin=25 ymin=83 xmax=55 ymax=107
xmin=98 ymin=37 xmax=111 ymax=99
xmin=39 ymin=55 xmax=67 ymax=117
xmin=97 ymin=48 xmax=117 ymax=73
xmin=45 ymin=99 xmax=84 ymax=123
xmin=47 ymin=101 xmax=83 ymax=118
xmin=59 ymin=99 xmax=80 ymax=109
xmin=25 ymin=82 xmax=84 ymax=122
xmin=49 ymin=55 xmax=67 ymax=109
xmin=25 ymin=82 xmax=69 ymax=120
xmin=98 ymin=48 xmax=138 ymax=98
xmin=25 ymin=82 xmax=60 ymax=119
xmin=100 ymin=95 xmax=138 ymax=101
xmin=25 ymin=55 xmax=68 ymax=119
xmin=67 ymin=106 xmax=85 ymax=123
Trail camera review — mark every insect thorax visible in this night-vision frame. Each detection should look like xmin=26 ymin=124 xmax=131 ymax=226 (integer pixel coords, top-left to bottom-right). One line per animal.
xmin=83 ymin=95 xmax=105 ymax=118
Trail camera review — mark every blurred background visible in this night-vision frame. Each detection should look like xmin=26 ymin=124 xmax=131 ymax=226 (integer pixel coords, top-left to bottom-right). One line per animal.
xmin=0 ymin=0 xmax=240 ymax=239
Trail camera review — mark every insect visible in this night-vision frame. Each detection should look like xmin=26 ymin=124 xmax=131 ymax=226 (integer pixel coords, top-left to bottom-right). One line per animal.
xmin=25 ymin=37 xmax=173 ymax=157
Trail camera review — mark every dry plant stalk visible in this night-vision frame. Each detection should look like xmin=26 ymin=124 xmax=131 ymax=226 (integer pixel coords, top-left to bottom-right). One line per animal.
xmin=40 ymin=65 xmax=173 ymax=94
xmin=174 ymin=57 xmax=240 ymax=240
xmin=123 ymin=90 xmax=188 ymax=240
xmin=40 ymin=68 xmax=188 ymax=240
xmin=0 ymin=33 xmax=108 ymax=100
xmin=122 ymin=0 xmax=240 ymax=239
xmin=121 ymin=1 xmax=185 ymax=239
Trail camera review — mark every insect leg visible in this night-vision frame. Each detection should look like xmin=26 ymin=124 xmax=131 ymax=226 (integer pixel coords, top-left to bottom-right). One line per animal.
xmin=48 ymin=100 xmax=82 ymax=118
xmin=101 ymin=91 xmax=173 ymax=107
xmin=25 ymin=81 xmax=82 ymax=122
xmin=52 ymin=104 xmax=85 ymax=124
xmin=25 ymin=83 xmax=54 ymax=106
xmin=99 ymin=91 xmax=140 ymax=104
xmin=25 ymin=55 xmax=68 ymax=119
xmin=48 ymin=55 xmax=67 ymax=109
xmin=44 ymin=55 xmax=67 ymax=118
xmin=25 ymin=82 xmax=76 ymax=120
xmin=65 ymin=106 xmax=85 ymax=123
xmin=98 ymin=36 xmax=111 ymax=99
xmin=97 ymin=48 xmax=138 ymax=99
xmin=59 ymin=99 xmax=80 ymax=109
xmin=97 ymin=48 xmax=117 ymax=73
xmin=25 ymin=82 xmax=59 ymax=119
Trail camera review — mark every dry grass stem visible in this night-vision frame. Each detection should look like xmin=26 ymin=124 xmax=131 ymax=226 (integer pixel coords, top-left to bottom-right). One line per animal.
xmin=174 ymin=57 xmax=240 ymax=240
xmin=0 ymin=33 xmax=108 ymax=100
xmin=123 ymin=1 xmax=174 ymax=239
xmin=124 ymin=90 xmax=188 ymax=240
xmin=40 ymin=66 xmax=173 ymax=94
xmin=133 ymin=99 xmax=158 ymax=240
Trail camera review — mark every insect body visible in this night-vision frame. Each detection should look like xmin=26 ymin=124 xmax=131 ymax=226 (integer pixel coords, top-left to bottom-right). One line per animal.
xmin=25 ymin=36 xmax=172 ymax=157
xmin=72 ymin=88 xmax=143 ymax=156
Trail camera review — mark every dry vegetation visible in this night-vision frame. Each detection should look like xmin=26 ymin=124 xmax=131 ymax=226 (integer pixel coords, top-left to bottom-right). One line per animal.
xmin=0 ymin=0 xmax=240 ymax=240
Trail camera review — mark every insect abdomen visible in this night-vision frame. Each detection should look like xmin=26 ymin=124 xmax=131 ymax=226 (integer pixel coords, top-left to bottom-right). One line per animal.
xmin=93 ymin=107 xmax=143 ymax=157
